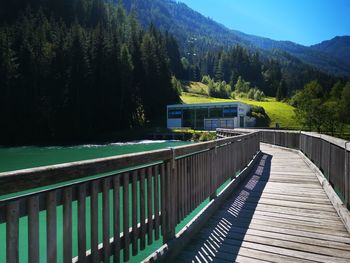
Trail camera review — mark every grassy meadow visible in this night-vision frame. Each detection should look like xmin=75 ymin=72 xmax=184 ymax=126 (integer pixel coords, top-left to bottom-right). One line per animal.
xmin=180 ymin=82 xmax=300 ymax=129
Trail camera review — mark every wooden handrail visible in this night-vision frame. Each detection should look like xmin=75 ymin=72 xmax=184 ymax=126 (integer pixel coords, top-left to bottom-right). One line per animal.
xmin=0 ymin=131 xmax=260 ymax=263
xmin=0 ymin=148 xmax=171 ymax=197
xmin=228 ymin=128 xmax=350 ymax=210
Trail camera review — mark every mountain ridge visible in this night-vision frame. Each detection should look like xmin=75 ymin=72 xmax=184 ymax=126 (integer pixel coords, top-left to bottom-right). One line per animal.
xmin=122 ymin=0 xmax=350 ymax=77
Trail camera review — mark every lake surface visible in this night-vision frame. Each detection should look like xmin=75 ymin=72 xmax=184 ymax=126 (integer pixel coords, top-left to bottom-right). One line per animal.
xmin=0 ymin=140 xmax=190 ymax=173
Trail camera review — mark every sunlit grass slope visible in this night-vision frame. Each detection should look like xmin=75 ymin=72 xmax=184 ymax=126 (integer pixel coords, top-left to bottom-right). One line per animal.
xmin=180 ymin=89 xmax=300 ymax=128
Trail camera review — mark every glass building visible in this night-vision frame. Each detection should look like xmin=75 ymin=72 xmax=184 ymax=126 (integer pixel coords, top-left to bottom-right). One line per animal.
xmin=167 ymin=102 xmax=253 ymax=130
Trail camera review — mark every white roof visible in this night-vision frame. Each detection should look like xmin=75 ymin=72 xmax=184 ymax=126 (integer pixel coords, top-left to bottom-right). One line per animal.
xmin=167 ymin=102 xmax=249 ymax=109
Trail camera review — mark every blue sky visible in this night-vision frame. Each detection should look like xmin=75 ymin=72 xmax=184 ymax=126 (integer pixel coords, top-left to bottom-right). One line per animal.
xmin=179 ymin=0 xmax=350 ymax=46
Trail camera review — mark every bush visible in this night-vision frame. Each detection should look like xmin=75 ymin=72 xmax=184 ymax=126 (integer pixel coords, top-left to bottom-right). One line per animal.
xmin=201 ymin=75 xmax=211 ymax=85
xmin=199 ymin=132 xmax=216 ymax=141
xmin=248 ymin=106 xmax=271 ymax=127
xmin=247 ymin=89 xmax=255 ymax=99
xmin=171 ymin=76 xmax=183 ymax=95
xmin=235 ymin=76 xmax=250 ymax=93
xmin=192 ymin=131 xmax=216 ymax=142
xmin=254 ymin=90 xmax=265 ymax=101
xmin=208 ymin=79 xmax=231 ymax=99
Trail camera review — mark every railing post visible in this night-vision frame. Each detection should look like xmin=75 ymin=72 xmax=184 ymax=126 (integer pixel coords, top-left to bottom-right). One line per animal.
xmin=163 ymin=149 xmax=176 ymax=243
xmin=327 ymin=140 xmax=331 ymax=180
xmin=210 ymin=142 xmax=218 ymax=200
xmin=230 ymin=140 xmax=236 ymax=181
xmin=7 ymin=201 xmax=19 ymax=263
xmin=345 ymin=142 xmax=349 ymax=209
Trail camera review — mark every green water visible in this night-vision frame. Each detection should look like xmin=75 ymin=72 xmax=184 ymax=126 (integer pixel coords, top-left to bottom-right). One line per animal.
xmin=0 ymin=140 xmax=191 ymax=263
xmin=0 ymin=140 xmax=190 ymax=173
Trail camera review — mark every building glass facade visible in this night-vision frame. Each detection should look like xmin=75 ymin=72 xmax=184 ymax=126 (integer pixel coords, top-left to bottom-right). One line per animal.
xmin=167 ymin=102 xmax=250 ymax=130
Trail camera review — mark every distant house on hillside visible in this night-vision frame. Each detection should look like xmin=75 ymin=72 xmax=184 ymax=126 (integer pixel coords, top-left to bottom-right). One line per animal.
xmin=167 ymin=102 xmax=255 ymax=130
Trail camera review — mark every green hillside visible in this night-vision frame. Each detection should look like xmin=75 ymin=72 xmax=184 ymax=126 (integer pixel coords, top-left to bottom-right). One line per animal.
xmin=180 ymin=82 xmax=300 ymax=128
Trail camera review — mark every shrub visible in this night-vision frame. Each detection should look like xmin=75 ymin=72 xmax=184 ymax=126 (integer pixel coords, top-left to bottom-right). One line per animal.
xmin=202 ymin=75 xmax=211 ymax=85
xmin=248 ymin=106 xmax=271 ymax=127
xmin=247 ymin=89 xmax=255 ymax=99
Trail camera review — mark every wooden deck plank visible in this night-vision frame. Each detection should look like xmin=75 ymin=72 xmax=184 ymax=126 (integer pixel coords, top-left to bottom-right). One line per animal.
xmin=201 ymin=225 xmax=350 ymax=251
xmin=198 ymin=226 xmax=350 ymax=259
xmin=212 ymin=211 xmax=347 ymax=231
xmin=218 ymin=208 xmax=345 ymax=227
xmin=175 ymin=144 xmax=350 ymax=262
xmin=186 ymin=238 xmax=316 ymax=263
xmin=195 ymin=231 xmax=350 ymax=263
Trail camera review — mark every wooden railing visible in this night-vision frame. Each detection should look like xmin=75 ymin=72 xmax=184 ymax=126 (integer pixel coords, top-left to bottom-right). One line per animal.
xmin=0 ymin=132 xmax=260 ymax=263
xmin=224 ymin=128 xmax=350 ymax=211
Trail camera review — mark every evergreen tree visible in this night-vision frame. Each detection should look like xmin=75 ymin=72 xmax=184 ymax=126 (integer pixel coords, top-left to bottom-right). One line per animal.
xmin=0 ymin=0 xmax=182 ymax=144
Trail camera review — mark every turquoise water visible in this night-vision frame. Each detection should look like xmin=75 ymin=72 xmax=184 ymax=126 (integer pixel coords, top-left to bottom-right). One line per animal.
xmin=0 ymin=140 xmax=191 ymax=263
xmin=0 ymin=140 xmax=190 ymax=173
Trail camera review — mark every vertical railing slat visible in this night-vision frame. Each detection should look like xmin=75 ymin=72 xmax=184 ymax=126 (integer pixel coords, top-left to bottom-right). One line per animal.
xmin=102 ymin=178 xmax=111 ymax=262
xmin=6 ymin=201 xmax=19 ymax=263
xmin=90 ymin=181 xmax=99 ymax=263
xmin=160 ymin=163 xmax=166 ymax=238
xmin=154 ymin=165 xmax=160 ymax=240
xmin=131 ymin=170 xmax=138 ymax=256
xmin=184 ymin=158 xmax=188 ymax=217
xmin=345 ymin=146 xmax=349 ymax=209
xmin=78 ymin=184 xmax=87 ymax=263
xmin=63 ymin=187 xmax=73 ymax=263
xmin=28 ymin=196 xmax=39 ymax=263
xmin=113 ymin=175 xmax=120 ymax=263
xmin=123 ymin=173 xmax=130 ymax=261
xmin=147 ymin=166 xmax=153 ymax=245
xmin=140 ymin=169 xmax=146 ymax=250
xmin=47 ymin=191 xmax=57 ymax=263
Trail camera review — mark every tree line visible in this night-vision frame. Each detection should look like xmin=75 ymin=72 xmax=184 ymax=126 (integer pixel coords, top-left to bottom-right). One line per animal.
xmin=1 ymin=0 xmax=349 ymax=144
xmin=0 ymin=0 xmax=181 ymax=144
xmin=291 ymin=80 xmax=350 ymax=134
xmin=181 ymin=45 xmax=305 ymax=100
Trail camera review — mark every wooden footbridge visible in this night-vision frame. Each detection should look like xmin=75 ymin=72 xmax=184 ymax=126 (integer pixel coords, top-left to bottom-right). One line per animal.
xmin=0 ymin=129 xmax=350 ymax=262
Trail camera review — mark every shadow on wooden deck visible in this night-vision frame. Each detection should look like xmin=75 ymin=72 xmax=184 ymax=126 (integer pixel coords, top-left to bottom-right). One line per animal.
xmin=177 ymin=153 xmax=272 ymax=262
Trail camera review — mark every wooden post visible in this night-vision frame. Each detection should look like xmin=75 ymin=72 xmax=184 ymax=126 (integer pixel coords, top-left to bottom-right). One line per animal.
xmin=345 ymin=142 xmax=349 ymax=209
xmin=123 ymin=174 xmax=130 ymax=262
xmin=102 ymin=179 xmax=111 ymax=262
xmin=28 ymin=196 xmax=39 ymax=263
xmin=131 ymin=171 xmax=138 ymax=256
xmin=210 ymin=142 xmax=217 ymax=200
xmin=170 ymin=148 xmax=177 ymax=238
xmin=113 ymin=175 xmax=120 ymax=263
xmin=47 ymin=191 xmax=57 ymax=263
xmin=63 ymin=187 xmax=73 ymax=263
xmin=7 ymin=201 xmax=19 ymax=263
xmin=163 ymin=149 xmax=176 ymax=243
xmin=78 ymin=184 xmax=87 ymax=263
xmin=327 ymin=141 xmax=331 ymax=180
xmin=90 ymin=181 xmax=99 ymax=263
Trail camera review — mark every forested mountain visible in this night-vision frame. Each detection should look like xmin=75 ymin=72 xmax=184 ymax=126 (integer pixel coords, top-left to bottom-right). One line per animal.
xmin=0 ymin=0 xmax=348 ymax=144
xmin=234 ymin=32 xmax=350 ymax=77
xmin=310 ymin=36 xmax=350 ymax=62
xmin=0 ymin=0 xmax=181 ymax=144
xmin=118 ymin=0 xmax=350 ymax=77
